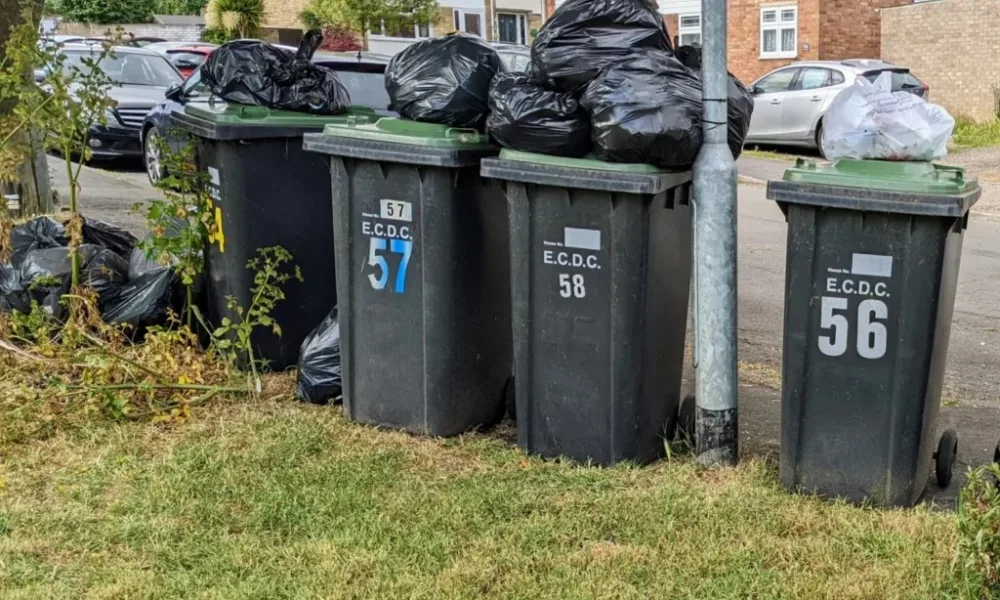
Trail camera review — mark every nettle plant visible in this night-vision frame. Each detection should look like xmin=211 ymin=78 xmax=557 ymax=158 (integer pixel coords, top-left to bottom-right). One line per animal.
xmin=138 ymin=133 xmax=220 ymax=328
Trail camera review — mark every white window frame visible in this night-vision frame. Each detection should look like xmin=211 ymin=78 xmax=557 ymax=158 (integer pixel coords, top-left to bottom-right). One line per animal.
xmin=368 ymin=17 xmax=433 ymax=41
xmin=453 ymin=9 xmax=486 ymax=38
xmin=496 ymin=12 xmax=528 ymax=45
xmin=760 ymin=5 xmax=797 ymax=60
xmin=677 ymin=12 xmax=702 ymax=47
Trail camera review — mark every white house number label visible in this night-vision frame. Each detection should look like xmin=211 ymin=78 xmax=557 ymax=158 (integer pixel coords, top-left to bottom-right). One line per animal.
xmin=818 ymin=253 xmax=893 ymax=360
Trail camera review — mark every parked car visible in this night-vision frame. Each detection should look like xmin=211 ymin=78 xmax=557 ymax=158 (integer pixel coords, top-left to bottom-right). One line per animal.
xmin=145 ymin=41 xmax=219 ymax=55
xmin=141 ymin=51 xmax=394 ymax=185
xmin=164 ymin=46 xmax=215 ymax=78
xmin=745 ymin=60 xmax=928 ymax=155
xmin=56 ymin=44 xmax=184 ymax=160
xmin=493 ymin=42 xmax=531 ymax=72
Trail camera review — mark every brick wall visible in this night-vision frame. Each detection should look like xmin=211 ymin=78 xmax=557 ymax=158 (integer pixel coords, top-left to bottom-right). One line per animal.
xmin=57 ymin=22 xmax=204 ymax=41
xmin=882 ymin=0 xmax=1000 ymax=122
xmin=819 ymin=0 xmax=910 ymax=62
xmin=728 ymin=0 xmax=821 ymax=83
xmin=664 ymin=13 xmax=678 ymax=45
xmin=264 ymin=0 xmax=310 ymax=29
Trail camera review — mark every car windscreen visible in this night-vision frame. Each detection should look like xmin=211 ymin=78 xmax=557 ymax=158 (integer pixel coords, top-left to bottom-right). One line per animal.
xmin=334 ymin=70 xmax=391 ymax=111
xmin=863 ymin=69 xmax=923 ymax=91
xmin=63 ymin=51 xmax=183 ymax=87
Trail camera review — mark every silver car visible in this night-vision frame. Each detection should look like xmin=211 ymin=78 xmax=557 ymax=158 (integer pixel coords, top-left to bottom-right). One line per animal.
xmin=745 ymin=60 xmax=928 ymax=155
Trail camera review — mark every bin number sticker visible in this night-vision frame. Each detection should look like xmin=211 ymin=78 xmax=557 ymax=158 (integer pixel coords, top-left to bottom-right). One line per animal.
xmin=206 ymin=167 xmax=225 ymax=253
xmin=363 ymin=200 xmax=414 ymax=294
xmin=544 ymin=227 xmax=602 ymax=300
xmin=818 ymin=253 xmax=892 ymax=360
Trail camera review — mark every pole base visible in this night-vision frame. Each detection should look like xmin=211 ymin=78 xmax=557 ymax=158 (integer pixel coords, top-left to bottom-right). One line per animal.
xmin=696 ymin=407 xmax=738 ymax=467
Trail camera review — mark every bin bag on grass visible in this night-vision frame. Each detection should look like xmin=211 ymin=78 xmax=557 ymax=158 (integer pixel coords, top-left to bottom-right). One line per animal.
xmin=82 ymin=218 xmax=138 ymax=260
xmin=11 ymin=216 xmax=69 ymax=267
xmin=486 ymin=73 xmax=591 ymax=157
xmin=101 ymin=248 xmax=178 ymax=329
xmin=15 ymin=245 xmax=129 ymax=319
xmin=201 ymin=30 xmax=351 ymax=115
xmin=822 ymin=71 xmax=954 ymax=161
xmin=531 ymin=0 xmax=673 ymax=94
xmin=297 ymin=307 xmax=342 ymax=405
xmin=385 ymin=33 xmax=506 ymax=131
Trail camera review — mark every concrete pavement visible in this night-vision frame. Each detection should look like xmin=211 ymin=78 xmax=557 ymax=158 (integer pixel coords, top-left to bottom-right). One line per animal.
xmin=59 ymin=155 xmax=1000 ymax=507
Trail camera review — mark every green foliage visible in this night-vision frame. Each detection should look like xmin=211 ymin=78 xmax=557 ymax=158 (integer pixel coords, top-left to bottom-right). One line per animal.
xmin=952 ymin=117 xmax=1000 ymax=149
xmin=50 ymin=0 xmax=157 ymax=24
xmin=154 ymin=0 xmax=208 ymax=15
xmin=8 ymin=301 xmax=58 ymax=345
xmin=954 ymin=463 xmax=1000 ymax=599
xmin=212 ymin=246 xmax=302 ymax=387
xmin=137 ymin=134 xmax=218 ymax=329
xmin=205 ymin=0 xmax=264 ymax=40
xmin=302 ymin=0 xmax=438 ymax=41
xmin=200 ymin=27 xmax=230 ymax=44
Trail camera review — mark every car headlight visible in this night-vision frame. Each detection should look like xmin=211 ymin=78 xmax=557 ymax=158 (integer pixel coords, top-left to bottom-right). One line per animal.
xmin=102 ymin=108 xmax=119 ymax=126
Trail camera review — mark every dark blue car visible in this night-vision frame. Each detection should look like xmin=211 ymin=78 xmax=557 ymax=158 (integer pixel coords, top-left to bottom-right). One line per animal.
xmin=141 ymin=51 xmax=393 ymax=185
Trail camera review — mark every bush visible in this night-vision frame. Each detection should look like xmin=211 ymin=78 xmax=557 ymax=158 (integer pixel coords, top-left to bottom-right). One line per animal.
xmin=319 ymin=24 xmax=362 ymax=52
xmin=154 ymin=0 xmax=208 ymax=15
xmin=955 ymin=463 xmax=1000 ymax=598
xmin=200 ymin=27 xmax=230 ymax=44
xmin=53 ymin=0 xmax=157 ymax=24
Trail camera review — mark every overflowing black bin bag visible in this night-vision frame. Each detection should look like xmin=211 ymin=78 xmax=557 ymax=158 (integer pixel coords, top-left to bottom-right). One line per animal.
xmin=385 ymin=33 xmax=506 ymax=131
xmin=582 ymin=51 xmax=703 ymax=169
xmin=486 ymin=73 xmax=591 ymax=157
xmin=297 ymin=308 xmax=342 ymax=405
xmin=14 ymin=245 xmax=129 ymax=319
xmin=201 ymin=30 xmax=351 ymax=115
xmin=531 ymin=0 xmax=673 ymax=93
xmin=11 ymin=216 xmax=69 ymax=267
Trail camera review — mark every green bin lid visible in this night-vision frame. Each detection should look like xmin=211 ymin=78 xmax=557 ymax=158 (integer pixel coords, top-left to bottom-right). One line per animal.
xmin=320 ymin=117 xmax=494 ymax=150
xmin=782 ymin=158 xmax=977 ymax=195
xmin=497 ymin=149 xmax=665 ymax=173
xmin=183 ymin=102 xmax=377 ymax=127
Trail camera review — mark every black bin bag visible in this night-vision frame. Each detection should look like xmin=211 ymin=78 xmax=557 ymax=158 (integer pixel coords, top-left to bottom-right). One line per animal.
xmin=582 ymin=51 xmax=703 ymax=169
xmin=201 ymin=29 xmax=350 ymax=115
xmin=11 ymin=216 xmax=68 ymax=268
xmin=385 ymin=32 xmax=505 ymax=131
xmin=101 ymin=248 xmax=178 ymax=330
xmin=297 ymin=308 xmax=342 ymax=405
xmin=531 ymin=0 xmax=673 ymax=93
xmin=486 ymin=72 xmax=590 ymax=157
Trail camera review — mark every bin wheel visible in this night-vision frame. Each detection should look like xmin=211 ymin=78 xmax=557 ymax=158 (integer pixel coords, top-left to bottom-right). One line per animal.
xmin=677 ymin=394 xmax=697 ymax=443
xmin=935 ymin=429 xmax=958 ymax=488
xmin=503 ymin=376 xmax=516 ymax=422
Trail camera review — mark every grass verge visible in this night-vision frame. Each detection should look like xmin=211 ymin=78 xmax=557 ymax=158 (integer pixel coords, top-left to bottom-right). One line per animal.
xmin=952 ymin=118 xmax=1000 ymax=149
xmin=0 ymin=393 xmax=961 ymax=600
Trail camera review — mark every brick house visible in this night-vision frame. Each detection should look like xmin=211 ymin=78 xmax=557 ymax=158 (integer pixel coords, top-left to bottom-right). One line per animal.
xmin=882 ymin=0 xmax=1000 ymax=122
xmin=262 ymin=0 xmax=547 ymax=55
xmin=658 ymin=0 xmax=913 ymax=84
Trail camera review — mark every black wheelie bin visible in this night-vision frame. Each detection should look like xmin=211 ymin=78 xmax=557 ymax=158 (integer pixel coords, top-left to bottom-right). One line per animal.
xmin=171 ymin=103 xmax=379 ymax=370
xmin=303 ymin=118 xmax=511 ymax=437
xmin=482 ymin=150 xmax=694 ymax=466
xmin=767 ymin=158 xmax=981 ymax=507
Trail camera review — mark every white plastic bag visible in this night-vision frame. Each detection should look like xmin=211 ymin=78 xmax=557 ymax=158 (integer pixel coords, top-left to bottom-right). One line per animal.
xmin=821 ymin=71 xmax=954 ymax=161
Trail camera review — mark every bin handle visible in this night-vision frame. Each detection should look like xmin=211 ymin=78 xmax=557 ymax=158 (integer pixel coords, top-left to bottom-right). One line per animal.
xmin=445 ymin=128 xmax=481 ymax=144
xmin=934 ymin=165 xmax=965 ymax=184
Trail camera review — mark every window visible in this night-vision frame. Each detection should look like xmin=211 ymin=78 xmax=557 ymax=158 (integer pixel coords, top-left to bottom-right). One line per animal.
xmin=678 ymin=13 xmax=701 ymax=47
xmin=497 ymin=13 xmax=528 ymax=44
xmin=370 ymin=17 xmax=432 ymax=39
xmin=755 ymin=68 xmax=798 ymax=94
xmin=863 ymin=70 xmax=925 ymax=92
xmin=760 ymin=5 xmax=797 ymax=59
xmin=454 ymin=9 xmax=484 ymax=38
xmin=797 ymin=68 xmax=833 ymax=90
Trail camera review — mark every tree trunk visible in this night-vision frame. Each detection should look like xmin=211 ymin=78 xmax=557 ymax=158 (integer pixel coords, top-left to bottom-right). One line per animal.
xmin=1 ymin=0 xmax=52 ymax=216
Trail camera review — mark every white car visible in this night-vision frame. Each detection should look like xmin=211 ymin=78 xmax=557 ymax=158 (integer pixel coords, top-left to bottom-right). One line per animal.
xmin=744 ymin=59 xmax=928 ymax=155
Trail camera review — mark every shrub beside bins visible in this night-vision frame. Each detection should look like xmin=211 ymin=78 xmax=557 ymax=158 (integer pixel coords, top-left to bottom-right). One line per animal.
xmin=767 ymin=158 xmax=981 ymax=507
xmin=482 ymin=150 xmax=693 ymax=466
xmin=170 ymin=103 xmax=380 ymax=370
xmin=302 ymin=118 xmax=511 ymax=436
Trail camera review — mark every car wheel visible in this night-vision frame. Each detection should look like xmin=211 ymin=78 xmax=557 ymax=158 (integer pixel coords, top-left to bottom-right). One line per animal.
xmin=144 ymin=128 xmax=167 ymax=186
xmin=815 ymin=121 xmax=826 ymax=159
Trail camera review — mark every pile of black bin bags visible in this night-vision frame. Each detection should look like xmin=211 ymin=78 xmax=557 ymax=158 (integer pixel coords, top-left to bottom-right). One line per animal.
xmin=1 ymin=216 xmax=179 ymax=333
xmin=381 ymin=0 xmax=754 ymax=169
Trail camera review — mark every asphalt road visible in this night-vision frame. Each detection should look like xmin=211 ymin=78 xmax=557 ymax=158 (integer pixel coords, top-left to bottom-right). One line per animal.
xmin=59 ymin=155 xmax=1000 ymax=506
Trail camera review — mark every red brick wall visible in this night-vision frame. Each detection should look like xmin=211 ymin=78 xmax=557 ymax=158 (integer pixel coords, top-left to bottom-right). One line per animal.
xmin=664 ymin=13 xmax=679 ymax=46
xmin=819 ymin=0 xmax=912 ymax=61
xmin=728 ymin=0 xmax=821 ymax=84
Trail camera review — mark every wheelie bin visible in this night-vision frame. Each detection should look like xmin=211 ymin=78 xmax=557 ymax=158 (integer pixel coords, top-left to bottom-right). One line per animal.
xmin=481 ymin=150 xmax=694 ymax=466
xmin=767 ymin=158 xmax=981 ymax=507
xmin=171 ymin=103 xmax=379 ymax=370
xmin=302 ymin=118 xmax=511 ymax=437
